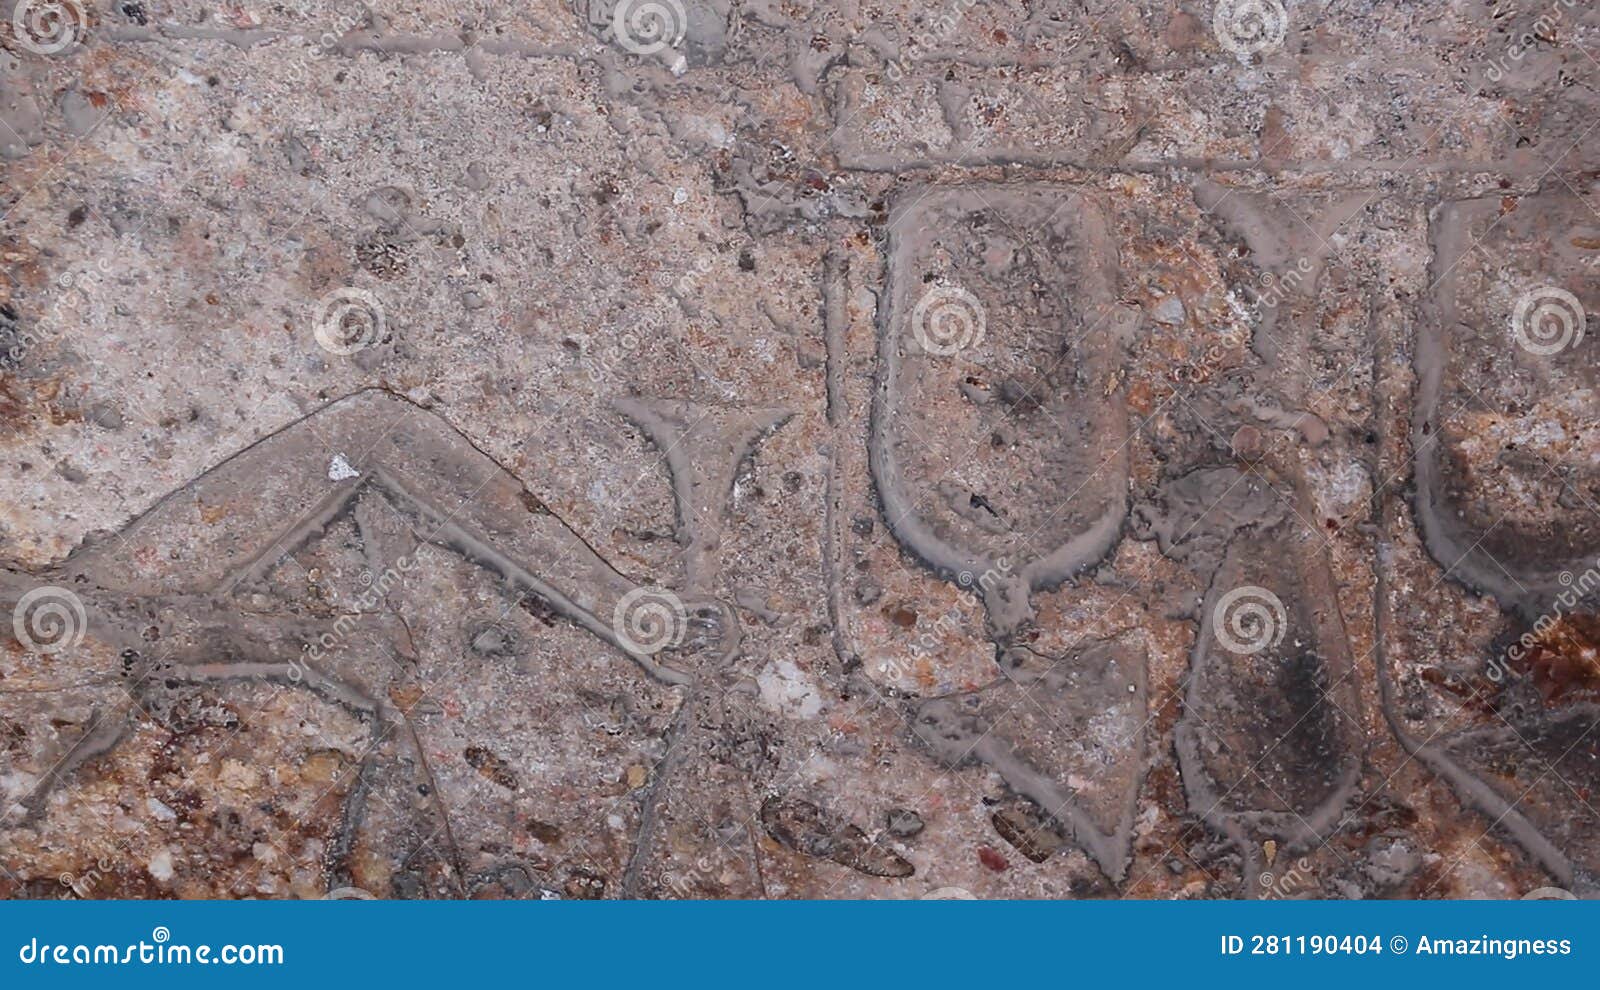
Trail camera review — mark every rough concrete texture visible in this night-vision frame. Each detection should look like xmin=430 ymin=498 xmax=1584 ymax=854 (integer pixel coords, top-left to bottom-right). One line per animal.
xmin=0 ymin=0 xmax=1597 ymax=900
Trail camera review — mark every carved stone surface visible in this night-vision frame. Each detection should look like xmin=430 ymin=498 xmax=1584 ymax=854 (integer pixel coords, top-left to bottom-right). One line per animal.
xmin=1 ymin=1 xmax=1598 ymax=901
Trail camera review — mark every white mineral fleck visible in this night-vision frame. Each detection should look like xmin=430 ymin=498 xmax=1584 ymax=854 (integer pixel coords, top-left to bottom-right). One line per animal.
xmin=148 ymin=849 xmax=174 ymax=882
xmin=328 ymin=454 xmax=359 ymax=481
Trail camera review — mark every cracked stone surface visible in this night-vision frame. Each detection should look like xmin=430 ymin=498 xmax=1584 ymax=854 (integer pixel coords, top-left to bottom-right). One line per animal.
xmin=1 ymin=0 xmax=1598 ymax=900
